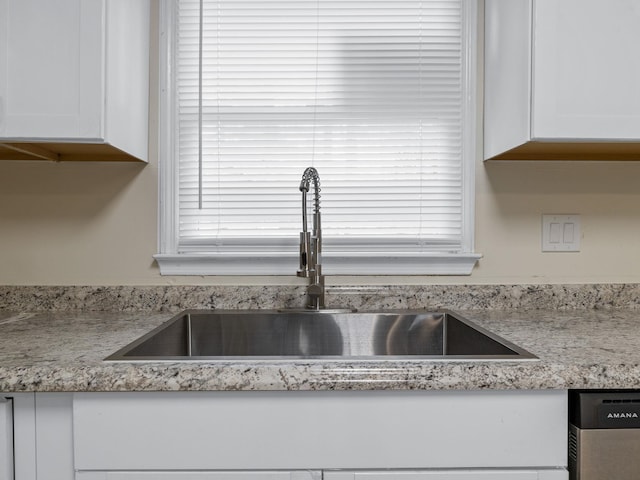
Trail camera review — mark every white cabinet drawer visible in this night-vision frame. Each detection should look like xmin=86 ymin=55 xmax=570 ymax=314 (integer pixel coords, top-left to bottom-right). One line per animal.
xmin=77 ymin=470 xmax=568 ymax=480
xmin=77 ymin=471 xmax=321 ymax=480
xmin=73 ymin=390 xmax=567 ymax=471
xmin=325 ymin=470 xmax=568 ymax=480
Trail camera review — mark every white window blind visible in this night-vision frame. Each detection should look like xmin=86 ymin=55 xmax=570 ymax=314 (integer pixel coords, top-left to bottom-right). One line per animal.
xmin=157 ymin=0 xmax=479 ymax=275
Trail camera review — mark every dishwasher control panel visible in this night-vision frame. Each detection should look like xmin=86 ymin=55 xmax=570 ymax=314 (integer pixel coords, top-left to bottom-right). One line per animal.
xmin=570 ymin=390 xmax=640 ymax=480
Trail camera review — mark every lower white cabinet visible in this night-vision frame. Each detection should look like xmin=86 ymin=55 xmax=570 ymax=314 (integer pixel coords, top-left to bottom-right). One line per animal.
xmin=76 ymin=471 xmax=566 ymax=480
xmin=0 ymin=397 xmax=12 ymax=480
xmin=3 ymin=391 xmax=570 ymax=480
xmin=72 ymin=390 xmax=567 ymax=471
xmin=2 ymin=393 xmax=40 ymax=480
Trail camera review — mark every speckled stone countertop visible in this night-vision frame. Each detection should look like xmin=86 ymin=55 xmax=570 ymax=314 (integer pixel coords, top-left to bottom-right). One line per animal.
xmin=1 ymin=308 xmax=639 ymax=392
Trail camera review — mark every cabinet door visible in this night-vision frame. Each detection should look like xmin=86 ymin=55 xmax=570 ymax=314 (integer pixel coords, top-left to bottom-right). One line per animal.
xmin=0 ymin=398 xmax=12 ymax=480
xmin=325 ymin=470 xmax=568 ymax=480
xmin=73 ymin=391 xmax=567 ymax=471
xmin=36 ymin=393 xmax=74 ymax=480
xmin=0 ymin=0 xmax=103 ymax=139
xmin=533 ymin=0 xmax=640 ymax=140
xmin=76 ymin=472 xmax=321 ymax=480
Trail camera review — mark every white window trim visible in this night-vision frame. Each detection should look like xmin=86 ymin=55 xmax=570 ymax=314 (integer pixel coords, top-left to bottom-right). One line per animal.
xmin=155 ymin=0 xmax=481 ymax=276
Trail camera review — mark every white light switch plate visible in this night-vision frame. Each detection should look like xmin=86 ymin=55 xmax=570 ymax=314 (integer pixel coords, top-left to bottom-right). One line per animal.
xmin=542 ymin=214 xmax=581 ymax=252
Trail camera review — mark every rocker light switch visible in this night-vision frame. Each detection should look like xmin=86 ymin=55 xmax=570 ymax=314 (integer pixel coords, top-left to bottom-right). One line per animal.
xmin=549 ymin=222 xmax=562 ymax=244
xmin=542 ymin=214 xmax=581 ymax=252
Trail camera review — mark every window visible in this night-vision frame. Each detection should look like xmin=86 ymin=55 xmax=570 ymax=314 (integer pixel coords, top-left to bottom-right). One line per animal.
xmin=156 ymin=0 xmax=480 ymax=275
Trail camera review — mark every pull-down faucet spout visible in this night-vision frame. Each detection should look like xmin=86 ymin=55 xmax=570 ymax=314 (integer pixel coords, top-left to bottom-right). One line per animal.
xmin=297 ymin=167 xmax=324 ymax=309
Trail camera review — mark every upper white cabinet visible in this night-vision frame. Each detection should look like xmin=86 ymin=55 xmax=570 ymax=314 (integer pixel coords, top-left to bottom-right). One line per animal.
xmin=0 ymin=0 xmax=150 ymax=162
xmin=484 ymin=0 xmax=640 ymax=160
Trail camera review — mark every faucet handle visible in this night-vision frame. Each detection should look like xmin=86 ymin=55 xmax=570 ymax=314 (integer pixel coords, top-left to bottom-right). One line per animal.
xmin=297 ymin=231 xmax=311 ymax=277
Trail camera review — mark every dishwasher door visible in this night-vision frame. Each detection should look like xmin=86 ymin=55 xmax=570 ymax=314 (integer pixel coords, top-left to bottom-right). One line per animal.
xmin=0 ymin=398 xmax=13 ymax=480
xmin=570 ymin=390 xmax=640 ymax=480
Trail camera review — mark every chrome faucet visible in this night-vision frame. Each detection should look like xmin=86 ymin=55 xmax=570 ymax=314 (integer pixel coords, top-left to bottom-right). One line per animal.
xmin=297 ymin=167 xmax=325 ymax=309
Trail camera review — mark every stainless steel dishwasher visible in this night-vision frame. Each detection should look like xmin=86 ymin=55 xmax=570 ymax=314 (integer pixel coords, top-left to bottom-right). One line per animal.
xmin=570 ymin=390 xmax=640 ymax=480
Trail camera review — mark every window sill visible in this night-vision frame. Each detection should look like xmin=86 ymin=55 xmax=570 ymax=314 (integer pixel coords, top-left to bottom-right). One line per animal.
xmin=154 ymin=253 xmax=482 ymax=276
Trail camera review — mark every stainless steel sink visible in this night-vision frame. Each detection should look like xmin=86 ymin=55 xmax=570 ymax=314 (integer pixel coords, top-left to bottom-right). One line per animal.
xmin=106 ymin=310 xmax=536 ymax=361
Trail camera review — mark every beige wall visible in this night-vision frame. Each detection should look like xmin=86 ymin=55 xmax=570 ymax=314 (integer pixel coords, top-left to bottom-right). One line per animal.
xmin=475 ymin=161 xmax=640 ymax=285
xmin=3 ymin=152 xmax=640 ymax=286
xmin=2 ymin=5 xmax=640 ymax=286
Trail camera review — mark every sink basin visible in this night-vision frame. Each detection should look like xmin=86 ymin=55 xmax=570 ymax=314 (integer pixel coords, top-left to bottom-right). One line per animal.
xmin=106 ymin=310 xmax=536 ymax=361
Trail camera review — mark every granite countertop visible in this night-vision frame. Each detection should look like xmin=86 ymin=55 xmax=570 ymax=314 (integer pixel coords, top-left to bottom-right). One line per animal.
xmin=0 ymin=308 xmax=639 ymax=392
